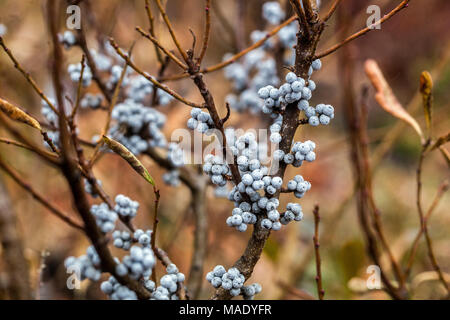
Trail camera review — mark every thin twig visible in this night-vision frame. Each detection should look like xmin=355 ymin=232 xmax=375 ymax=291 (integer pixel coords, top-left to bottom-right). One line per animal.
xmin=312 ymin=204 xmax=324 ymax=300
xmin=155 ymin=246 xmax=188 ymax=300
xmin=109 ymin=38 xmax=204 ymax=109
xmin=70 ymin=55 xmax=86 ymax=119
xmin=77 ymin=26 xmax=112 ymax=102
xmin=89 ymin=44 xmax=134 ymax=165
xmin=0 ymin=114 xmax=60 ymax=166
xmin=0 ymin=137 xmax=59 ymax=162
xmin=0 ymin=156 xmax=84 ymax=230
xmin=210 ymin=0 xmax=238 ymax=50
xmin=160 ymin=15 xmax=297 ymax=81
xmin=150 ymin=186 xmax=161 ymax=283
xmin=415 ymin=143 xmax=450 ymax=296
xmin=322 ymin=0 xmax=342 ymax=22
xmin=315 ymin=0 xmax=411 ymax=59
xmin=135 ymin=27 xmax=187 ymax=70
xmin=221 ymin=102 xmax=231 ymax=125
xmin=198 ymin=0 xmax=211 ymax=64
xmin=0 ymin=37 xmax=59 ymax=115
xmin=405 ymin=180 xmax=449 ymax=277
xmin=144 ymin=0 xmax=164 ymax=65
xmin=154 ymin=0 xmax=189 ymax=62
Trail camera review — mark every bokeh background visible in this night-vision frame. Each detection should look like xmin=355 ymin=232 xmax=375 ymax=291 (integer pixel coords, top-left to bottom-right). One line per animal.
xmin=0 ymin=0 xmax=449 ymax=300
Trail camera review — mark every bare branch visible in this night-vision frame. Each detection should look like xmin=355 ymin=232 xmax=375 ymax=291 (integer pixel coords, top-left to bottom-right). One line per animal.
xmin=312 ymin=204 xmax=324 ymax=300
xmin=0 ymin=156 xmax=84 ymax=230
xmin=315 ymin=0 xmax=411 ymax=59
xmin=109 ymin=38 xmax=204 ymax=109
xmin=136 ymin=26 xmax=187 ymax=70
xmin=198 ymin=0 xmax=211 ymax=64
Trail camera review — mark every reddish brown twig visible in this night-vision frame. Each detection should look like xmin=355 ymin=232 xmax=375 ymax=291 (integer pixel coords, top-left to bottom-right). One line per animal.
xmin=77 ymin=25 xmax=112 ymax=102
xmin=150 ymin=186 xmax=161 ymax=283
xmin=322 ymin=0 xmax=342 ymax=22
xmin=0 ymin=137 xmax=59 ymax=163
xmin=154 ymin=0 xmax=189 ymax=62
xmin=0 ymin=156 xmax=84 ymax=230
xmin=136 ymin=27 xmax=187 ymax=70
xmin=0 ymin=37 xmax=59 ymax=115
xmin=338 ymin=17 xmax=406 ymax=297
xmin=144 ymin=0 xmax=164 ymax=65
xmin=198 ymin=0 xmax=211 ymax=64
xmin=109 ymin=38 xmax=204 ymax=109
xmin=312 ymin=204 xmax=324 ymax=300
xmin=415 ymin=142 xmax=450 ymax=296
xmin=160 ymin=15 xmax=297 ymax=81
xmin=315 ymin=0 xmax=411 ymax=59
xmin=405 ymin=180 xmax=449 ymax=277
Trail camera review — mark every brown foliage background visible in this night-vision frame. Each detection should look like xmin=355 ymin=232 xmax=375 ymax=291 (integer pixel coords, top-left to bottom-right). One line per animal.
xmin=0 ymin=0 xmax=449 ymax=299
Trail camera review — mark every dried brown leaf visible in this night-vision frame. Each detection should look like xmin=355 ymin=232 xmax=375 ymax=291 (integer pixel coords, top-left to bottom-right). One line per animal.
xmin=102 ymin=135 xmax=155 ymax=186
xmin=0 ymin=98 xmax=41 ymax=131
xmin=364 ymin=60 xmax=423 ymax=140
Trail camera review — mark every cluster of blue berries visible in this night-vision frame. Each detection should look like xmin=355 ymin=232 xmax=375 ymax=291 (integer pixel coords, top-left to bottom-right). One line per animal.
xmin=115 ymin=245 xmax=156 ymax=280
xmin=203 ymin=154 xmax=230 ymax=187
xmin=187 ymin=108 xmax=214 ymax=133
xmin=106 ymin=65 xmax=130 ymax=91
xmin=41 ymin=99 xmax=58 ymax=126
xmin=127 ymin=75 xmax=173 ymax=106
xmin=101 ymin=276 xmax=138 ymax=300
xmin=58 ymin=30 xmax=77 ymax=49
xmin=258 ymin=71 xmax=314 ymax=114
xmin=109 ymin=99 xmax=167 ymax=155
xmin=281 ymin=202 xmax=304 ymax=225
xmin=68 ymin=62 xmax=93 ymax=87
xmin=84 ymin=178 xmax=102 ymax=198
xmin=272 ymin=138 xmax=316 ymax=167
xmin=287 ymin=175 xmax=311 ymax=199
xmin=226 ymin=205 xmax=257 ymax=232
xmin=206 ymin=266 xmax=261 ymax=298
xmin=163 ymin=143 xmax=184 ymax=187
xmin=91 ymin=202 xmax=118 ymax=233
xmin=40 ymin=99 xmax=61 ymax=148
xmin=112 ymin=230 xmax=132 ymax=250
xmin=114 ymin=194 xmax=139 ymax=220
xmin=269 ymin=115 xmax=283 ymax=145
xmin=64 ymin=246 xmax=102 ymax=282
xmin=262 ymin=1 xmax=285 ymax=25
xmin=225 ymin=51 xmax=278 ymax=114
xmin=149 ymin=264 xmax=185 ymax=300
xmin=134 ymin=229 xmax=152 ymax=247
xmin=162 ymin=170 xmax=180 ymax=187
xmin=80 ymin=93 xmax=103 ymax=110
xmin=91 ymin=48 xmax=113 ymax=71
xmin=300 ymin=102 xmax=335 ymax=127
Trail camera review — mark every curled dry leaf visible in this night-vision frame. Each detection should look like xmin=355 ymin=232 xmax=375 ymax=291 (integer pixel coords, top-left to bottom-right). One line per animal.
xmin=0 ymin=97 xmax=41 ymax=131
xmin=102 ymin=135 xmax=155 ymax=186
xmin=364 ymin=60 xmax=423 ymax=141
xmin=420 ymin=71 xmax=433 ymax=136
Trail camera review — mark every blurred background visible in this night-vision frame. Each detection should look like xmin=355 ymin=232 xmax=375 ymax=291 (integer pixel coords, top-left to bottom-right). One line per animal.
xmin=0 ymin=0 xmax=448 ymax=300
